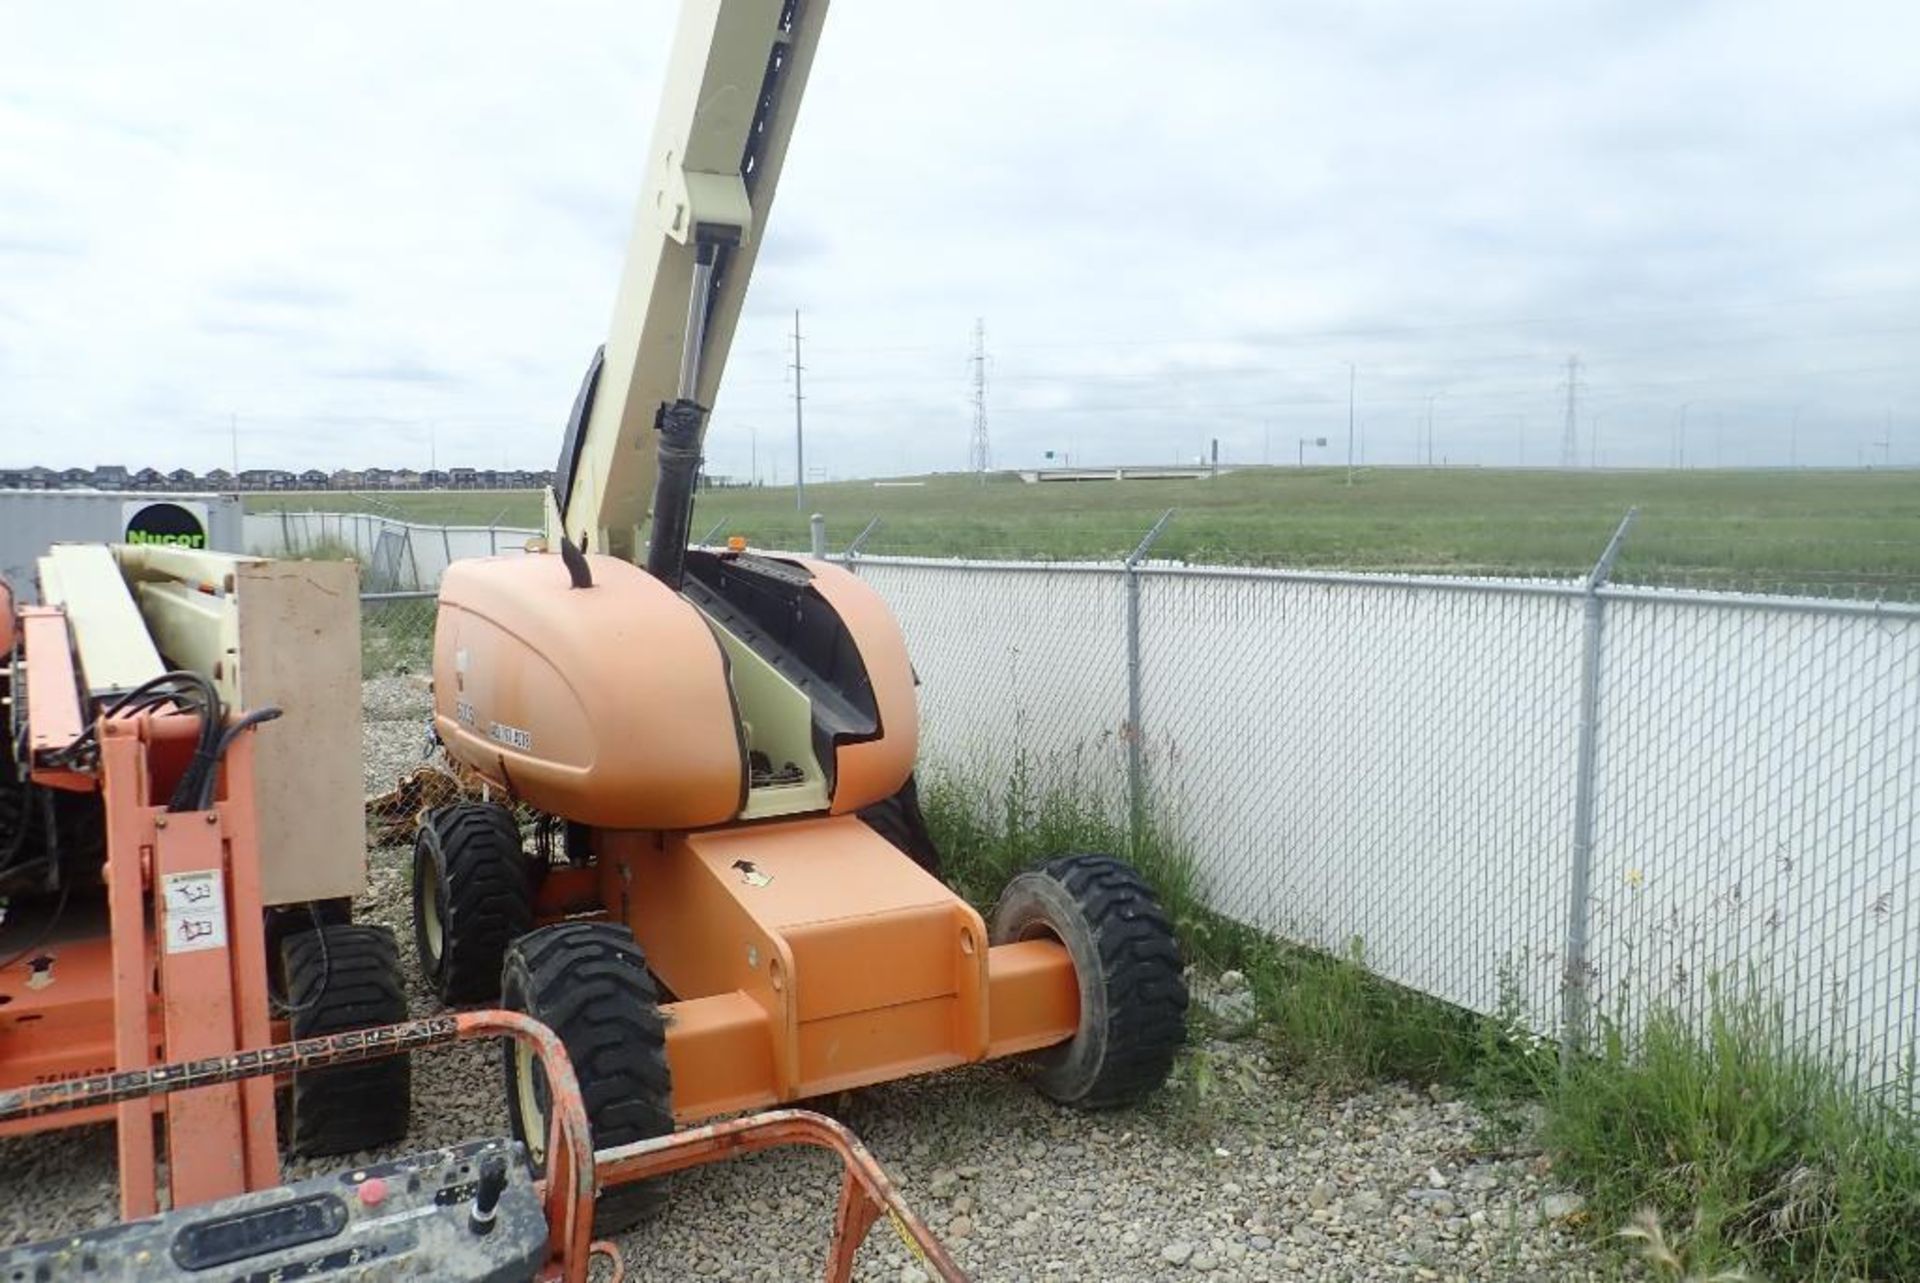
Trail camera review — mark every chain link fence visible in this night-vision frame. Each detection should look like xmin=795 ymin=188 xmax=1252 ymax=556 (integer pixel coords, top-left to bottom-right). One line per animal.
xmin=348 ymin=516 xmax=1920 ymax=1108
xmin=249 ymin=511 xmax=538 ymax=591
xmin=1584 ymin=589 xmax=1920 ymax=1103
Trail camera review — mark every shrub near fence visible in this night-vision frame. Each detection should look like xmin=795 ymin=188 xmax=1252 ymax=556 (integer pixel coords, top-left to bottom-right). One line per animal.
xmin=352 ymin=515 xmax=1920 ymax=1111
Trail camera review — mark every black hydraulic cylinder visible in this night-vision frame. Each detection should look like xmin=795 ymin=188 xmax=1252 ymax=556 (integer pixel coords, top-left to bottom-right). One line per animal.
xmin=644 ymin=397 xmax=706 ymax=591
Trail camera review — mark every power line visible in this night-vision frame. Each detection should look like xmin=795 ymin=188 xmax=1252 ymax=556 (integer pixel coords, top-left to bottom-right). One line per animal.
xmin=734 ymin=286 xmax=1920 ymax=359
xmin=722 ymin=315 xmax=1920 ymax=379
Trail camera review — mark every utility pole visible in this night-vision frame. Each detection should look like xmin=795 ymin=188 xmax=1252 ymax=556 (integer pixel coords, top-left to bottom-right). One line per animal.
xmin=1345 ymin=362 xmax=1356 ymax=486
xmin=1560 ymin=354 xmax=1581 ymax=469
xmin=1590 ymin=414 xmax=1601 ymax=468
xmin=968 ymin=318 xmax=990 ymax=478
xmin=749 ymin=423 xmax=758 ymax=485
xmin=1425 ymin=392 xmax=1444 ymax=466
xmin=229 ymin=413 xmax=239 ymax=476
xmin=1789 ymin=406 xmax=1801 ymax=468
xmin=791 ymin=309 xmax=806 ymax=511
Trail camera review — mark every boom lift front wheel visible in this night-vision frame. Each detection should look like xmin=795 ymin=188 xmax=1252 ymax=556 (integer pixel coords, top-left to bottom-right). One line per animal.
xmin=989 ymin=854 xmax=1190 ymax=1108
xmin=500 ymin=922 xmax=675 ymax=1237
xmin=412 ymin=802 xmax=536 ymax=1005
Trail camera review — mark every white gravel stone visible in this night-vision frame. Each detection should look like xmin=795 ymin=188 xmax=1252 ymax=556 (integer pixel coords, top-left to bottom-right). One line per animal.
xmin=1542 ymin=1192 xmax=1587 ymax=1220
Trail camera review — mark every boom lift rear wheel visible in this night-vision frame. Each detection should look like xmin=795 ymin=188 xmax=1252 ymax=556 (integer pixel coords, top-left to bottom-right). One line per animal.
xmin=989 ymin=854 xmax=1189 ymax=1107
xmin=500 ymin=922 xmax=674 ymax=1236
xmin=283 ymin=923 xmax=411 ymax=1155
xmin=856 ymin=774 xmax=942 ymax=877
xmin=412 ymin=802 xmax=536 ymax=1005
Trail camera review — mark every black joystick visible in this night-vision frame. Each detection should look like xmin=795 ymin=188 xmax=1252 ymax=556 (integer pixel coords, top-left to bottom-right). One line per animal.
xmin=469 ymin=1153 xmax=509 ymax=1236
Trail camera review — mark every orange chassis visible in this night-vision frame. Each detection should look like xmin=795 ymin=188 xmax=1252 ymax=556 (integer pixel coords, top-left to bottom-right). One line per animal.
xmin=531 ymin=816 xmax=1084 ymax=1124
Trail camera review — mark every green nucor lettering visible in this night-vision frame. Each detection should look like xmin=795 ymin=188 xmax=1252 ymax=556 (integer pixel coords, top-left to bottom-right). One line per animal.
xmin=126 ymin=532 xmax=206 ymax=547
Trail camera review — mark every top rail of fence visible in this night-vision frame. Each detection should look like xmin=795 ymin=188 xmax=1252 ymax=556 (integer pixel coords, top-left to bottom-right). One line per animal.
xmin=346 ymin=546 xmax=1920 ymax=622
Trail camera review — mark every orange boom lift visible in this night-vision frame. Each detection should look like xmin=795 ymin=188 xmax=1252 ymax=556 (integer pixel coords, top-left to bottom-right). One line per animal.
xmin=1 ymin=547 xmax=407 ymax=1216
xmin=408 ymin=0 xmax=1189 ymax=1234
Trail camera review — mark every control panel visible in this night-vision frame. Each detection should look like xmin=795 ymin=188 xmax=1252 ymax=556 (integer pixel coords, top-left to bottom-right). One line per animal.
xmin=0 ymin=1139 xmax=547 ymax=1282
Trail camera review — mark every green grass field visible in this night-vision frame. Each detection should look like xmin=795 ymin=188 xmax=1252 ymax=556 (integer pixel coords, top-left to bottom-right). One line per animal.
xmin=248 ymin=467 xmax=1920 ymax=596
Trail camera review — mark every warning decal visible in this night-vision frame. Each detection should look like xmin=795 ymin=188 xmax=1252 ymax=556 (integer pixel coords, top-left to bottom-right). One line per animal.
xmin=163 ymin=870 xmax=229 ymax=954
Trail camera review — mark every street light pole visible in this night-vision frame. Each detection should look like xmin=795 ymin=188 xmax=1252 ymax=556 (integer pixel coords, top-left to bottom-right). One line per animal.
xmin=1425 ymin=392 xmax=1446 ymax=467
xmin=1345 ymin=363 xmax=1356 ymax=486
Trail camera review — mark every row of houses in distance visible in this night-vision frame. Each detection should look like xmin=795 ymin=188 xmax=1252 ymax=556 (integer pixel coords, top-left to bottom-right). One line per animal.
xmin=0 ymin=465 xmax=557 ymax=492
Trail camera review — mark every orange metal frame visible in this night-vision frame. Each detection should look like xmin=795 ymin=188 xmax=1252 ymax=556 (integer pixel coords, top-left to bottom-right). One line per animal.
xmin=0 ymin=614 xmax=277 ymax=1216
xmin=543 ymin=814 xmax=1083 ymax=1124
xmin=0 ymin=1012 xmax=966 ymax=1283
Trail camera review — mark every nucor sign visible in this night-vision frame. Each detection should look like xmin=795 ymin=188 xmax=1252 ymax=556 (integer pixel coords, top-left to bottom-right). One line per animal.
xmin=122 ymin=500 xmax=210 ymax=549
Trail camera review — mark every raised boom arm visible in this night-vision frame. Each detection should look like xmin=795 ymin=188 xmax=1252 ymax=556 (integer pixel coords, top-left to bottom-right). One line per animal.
xmin=548 ymin=0 xmax=827 ymax=570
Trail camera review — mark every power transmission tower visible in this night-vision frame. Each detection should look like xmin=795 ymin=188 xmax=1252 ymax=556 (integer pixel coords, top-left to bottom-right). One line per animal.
xmin=1560 ymin=354 xmax=1582 ymax=469
xmin=791 ymin=309 xmax=806 ymax=511
xmin=968 ymin=318 xmax=991 ymax=476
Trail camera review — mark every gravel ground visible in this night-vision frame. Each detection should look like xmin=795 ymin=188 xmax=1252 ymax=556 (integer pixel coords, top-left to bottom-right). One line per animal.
xmin=0 ymin=677 xmax=1611 ymax=1281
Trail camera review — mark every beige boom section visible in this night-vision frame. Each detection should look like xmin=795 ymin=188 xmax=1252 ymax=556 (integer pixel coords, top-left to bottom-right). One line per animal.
xmin=551 ymin=0 xmax=824 ymax=559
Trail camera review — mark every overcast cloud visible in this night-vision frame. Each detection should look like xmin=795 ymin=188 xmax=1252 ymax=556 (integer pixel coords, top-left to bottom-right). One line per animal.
xmin=2 ymin=0 xmax=1916 ymax=478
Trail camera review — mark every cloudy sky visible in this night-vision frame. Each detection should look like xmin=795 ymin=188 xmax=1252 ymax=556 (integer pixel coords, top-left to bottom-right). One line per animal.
xmin=2 ymin=1 xmax=1916 ymax=478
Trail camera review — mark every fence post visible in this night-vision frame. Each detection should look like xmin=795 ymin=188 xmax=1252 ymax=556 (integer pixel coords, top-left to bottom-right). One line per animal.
xmin=1124 ymin=510 xmax=1176 ymax=850
xmin=1560 ymin=507 xmax=1637 ymax=1062
xmin=809 ymin=513 xmax=827 ymax=559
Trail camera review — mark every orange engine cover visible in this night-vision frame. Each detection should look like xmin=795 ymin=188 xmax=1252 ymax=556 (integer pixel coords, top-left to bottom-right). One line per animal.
xmin=433 ymin=552 xmax=745 ymax=828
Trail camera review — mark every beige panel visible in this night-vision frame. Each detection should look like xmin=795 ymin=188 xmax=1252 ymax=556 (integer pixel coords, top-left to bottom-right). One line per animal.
xmin=232 ymin=560 xmax=365 ymax=906
xmin=701 ymin=616 xmax=830 ymax=820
